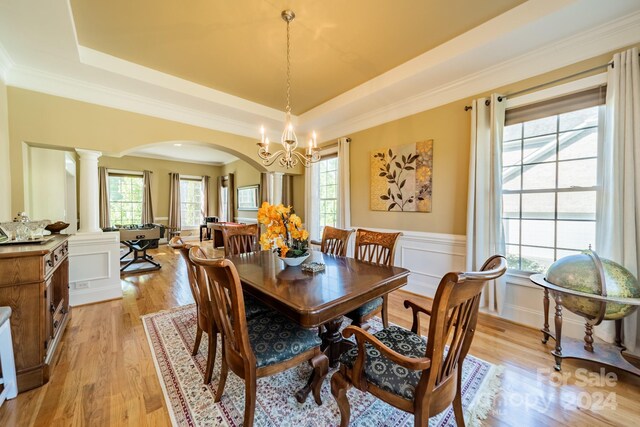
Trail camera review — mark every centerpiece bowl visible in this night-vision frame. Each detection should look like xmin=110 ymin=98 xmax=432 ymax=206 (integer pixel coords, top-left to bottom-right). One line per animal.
xmin=279 ymin=253 xmax=310 ymax=267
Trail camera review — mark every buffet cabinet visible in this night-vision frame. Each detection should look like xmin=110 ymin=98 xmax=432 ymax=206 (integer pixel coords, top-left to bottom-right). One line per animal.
xmin=0 ymin=235 xmax=70 ymax=392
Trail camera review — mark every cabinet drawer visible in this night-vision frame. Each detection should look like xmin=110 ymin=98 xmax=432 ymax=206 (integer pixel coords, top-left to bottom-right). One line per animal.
xmin=44 ymin=253 xmax=55 ymax=277
xmin=52 ymin=241 xmax=68 ymax=267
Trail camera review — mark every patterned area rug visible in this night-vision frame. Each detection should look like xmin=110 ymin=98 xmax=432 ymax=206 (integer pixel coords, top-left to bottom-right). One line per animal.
xmin=142 ymin=305 xmax=503 ymax=427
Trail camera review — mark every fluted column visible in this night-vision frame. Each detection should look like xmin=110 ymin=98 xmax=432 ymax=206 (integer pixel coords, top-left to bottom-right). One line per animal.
xmin=75 ymin=149 xmax=102 ymax=233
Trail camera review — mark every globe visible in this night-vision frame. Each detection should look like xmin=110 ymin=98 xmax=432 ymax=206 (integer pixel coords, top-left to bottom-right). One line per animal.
xmin=545 ymin=250 xmax=640 ymax=321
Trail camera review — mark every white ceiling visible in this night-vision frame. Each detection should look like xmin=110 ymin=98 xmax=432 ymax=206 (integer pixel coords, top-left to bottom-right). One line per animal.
xmin=0 ymin=0 xmax=639 ymax=150
xmin=129 ymin=142 xmax=239 ymax=166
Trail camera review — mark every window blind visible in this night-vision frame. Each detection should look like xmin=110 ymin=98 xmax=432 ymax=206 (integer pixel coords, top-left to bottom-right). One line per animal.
xmin=505 ymin=86 xmax=606 ymax=126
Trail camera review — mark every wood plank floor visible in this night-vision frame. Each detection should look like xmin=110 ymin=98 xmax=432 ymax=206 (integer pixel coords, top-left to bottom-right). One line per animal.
xmin=1 ymin=243 xmax=639 ymax=426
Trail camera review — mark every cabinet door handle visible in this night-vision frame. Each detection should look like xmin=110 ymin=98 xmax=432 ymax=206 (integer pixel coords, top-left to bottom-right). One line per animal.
xmin=50 ymin=303 xmax=55 ymax=313
xmin=53 ymin=320 xmax=59 ymax=329
xmin=54 ymin=254 xmax=59 ymax=262
xmin=47 ymin=259 xmax=53 ymax=267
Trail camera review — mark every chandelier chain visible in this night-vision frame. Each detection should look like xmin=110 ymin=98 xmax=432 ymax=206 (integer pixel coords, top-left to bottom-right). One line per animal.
xmin=285 ymin=18 xmax=291 ymax=114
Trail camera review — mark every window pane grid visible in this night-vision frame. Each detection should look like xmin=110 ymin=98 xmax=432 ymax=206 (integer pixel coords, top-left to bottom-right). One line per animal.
xmin=180 ymin=179 xmax=203 ymax=228
xmin=318 ymin=157 xmax=338 ymax=236
xmin=108 ymin=175 xmax=143 ymax=226
xmin=502 ymin=105 xmax=599 ymax=273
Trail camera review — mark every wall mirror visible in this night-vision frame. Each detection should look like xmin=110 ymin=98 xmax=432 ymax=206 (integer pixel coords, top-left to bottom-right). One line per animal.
xmin=237 ymin=184 xmax=260 ymax=210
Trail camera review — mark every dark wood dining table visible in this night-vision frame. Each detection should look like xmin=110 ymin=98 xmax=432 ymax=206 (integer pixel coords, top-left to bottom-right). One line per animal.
xmin=225 ymin=249 xmax=411 ymax=367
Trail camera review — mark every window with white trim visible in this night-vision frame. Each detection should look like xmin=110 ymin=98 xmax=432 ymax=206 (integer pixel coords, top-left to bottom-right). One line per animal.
xmin=309 ymin=155 xmax=338 ymax=240
xmin=180 ymin=178 xmax=203 ymax=228
xmin=109 ymin=174 xmax=143 ymax=226
xmin=502 ymin=89 xmax=604 ymax=273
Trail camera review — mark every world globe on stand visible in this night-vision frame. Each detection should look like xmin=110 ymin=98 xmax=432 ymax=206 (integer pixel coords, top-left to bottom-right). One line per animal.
xmin=545 ymin=250 xmax=640 ymax=321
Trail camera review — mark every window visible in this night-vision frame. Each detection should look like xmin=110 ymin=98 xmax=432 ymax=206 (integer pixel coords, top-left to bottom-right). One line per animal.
xmin=109 ymin=174 xmax=143 ymax=226
xmin=502 ymin=101 xmax=602 ymax=273
xmin=180 ymin=179 xmax=204 ymax=228
xmin=316 ymin=156 xmax=338 ymax=238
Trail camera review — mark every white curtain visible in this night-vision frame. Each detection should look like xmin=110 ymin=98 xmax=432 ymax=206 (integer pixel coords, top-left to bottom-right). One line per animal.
xmin=466 ymin=94 xmax=507 ymax=313
xmin=337 ymin=137 xmax=351 ymax=229
xmin=596 ymin=47 xmax=640 ymax=352
xmin=305 ymin=162 xmax=320 ymax=241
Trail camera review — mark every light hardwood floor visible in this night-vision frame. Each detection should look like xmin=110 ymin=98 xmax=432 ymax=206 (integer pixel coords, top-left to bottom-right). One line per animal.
xmin=1 ymin=243 xmax=639 ymax=426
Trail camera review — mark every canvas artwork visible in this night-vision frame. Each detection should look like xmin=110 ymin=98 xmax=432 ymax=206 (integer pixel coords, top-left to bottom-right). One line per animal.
xmin=370 ymin=140 xmax=433 ymax=212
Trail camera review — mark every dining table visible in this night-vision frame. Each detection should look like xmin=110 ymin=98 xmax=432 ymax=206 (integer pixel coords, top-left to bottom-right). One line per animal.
xmin=225 ymin=249 xmax=411 ymax=369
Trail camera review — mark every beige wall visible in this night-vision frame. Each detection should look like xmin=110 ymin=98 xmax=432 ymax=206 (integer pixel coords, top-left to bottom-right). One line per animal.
xmin=221 ymin=159 xmax=261 ymax=221
xmin=99 ymin=155 xmax=221 ymax=235
xmin=0 ymin=80 xmax=10 ymax=221
xmin=6 ymin=87 xmax=301 ymax=214
xmin=348 ymin=45 xmax=637 ymax=236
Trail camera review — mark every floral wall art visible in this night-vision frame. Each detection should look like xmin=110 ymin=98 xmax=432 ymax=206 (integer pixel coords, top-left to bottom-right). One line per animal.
xmin=370 ymin=140 xmax=433 ymax=212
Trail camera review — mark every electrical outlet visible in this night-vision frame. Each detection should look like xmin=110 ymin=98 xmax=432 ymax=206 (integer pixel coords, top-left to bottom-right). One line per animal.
xmin=75 ymin=281 xmax=89 ymax=289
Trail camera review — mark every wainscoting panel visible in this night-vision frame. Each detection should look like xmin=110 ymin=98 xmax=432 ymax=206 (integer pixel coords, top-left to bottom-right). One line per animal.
xmin=68 ymin=231 xmax=122 ymax=306
xmin=350 ymin=226 xmax=587 ymax=340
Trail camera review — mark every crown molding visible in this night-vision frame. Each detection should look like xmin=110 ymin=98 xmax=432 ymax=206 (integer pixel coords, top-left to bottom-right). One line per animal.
xmin=0 ymin=42 xmax=13 ymax=83
xmin=77 ymin=46 xmax=287 ymax=123
xmin=119 ymin=151 xmax=227 ymax=167
xmin=6 ymin=63 xmax=262 ymax=139
xmin=310 ymin=10 xmax=640 ymax=141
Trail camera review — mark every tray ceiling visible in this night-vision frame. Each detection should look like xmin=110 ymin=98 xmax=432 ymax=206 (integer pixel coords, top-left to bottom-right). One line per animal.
xmin=69 ymin=0 xmax=526 ymax=114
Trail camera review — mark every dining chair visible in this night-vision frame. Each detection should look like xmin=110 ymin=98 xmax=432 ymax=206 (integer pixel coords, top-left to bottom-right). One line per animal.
xmin=189 ymin=248 xmax=329 ymax=427
xmin=331 ymin=255 xmax=507 ymax=427
xmin=222 ymin=224 xmax=260 ymax=256
xmin=169 ymin=237 xmax=219 ymax=383
xmin=320 ymin=226 xmax=354 ymax=257
xmin=169 ymin=237 xmax=268 ymax=383
xmin=345 ymin=228 xmax=401 ymax=328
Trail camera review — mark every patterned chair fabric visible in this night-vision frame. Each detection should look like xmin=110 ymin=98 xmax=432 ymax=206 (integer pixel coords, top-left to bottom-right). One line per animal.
xmin=244 ymin=293 xmax=270 ymax=319
xmin=248 ymin=312 xmax=322 ymax=368
xmin=348 ymin=297 xmax=383 ymax=318
xmin=339 ymin=326 xmax=428 ymax=401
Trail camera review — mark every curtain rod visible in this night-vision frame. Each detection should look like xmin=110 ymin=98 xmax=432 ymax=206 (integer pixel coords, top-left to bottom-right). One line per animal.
xmin=462 ymin=57 xmax=631 ymax=111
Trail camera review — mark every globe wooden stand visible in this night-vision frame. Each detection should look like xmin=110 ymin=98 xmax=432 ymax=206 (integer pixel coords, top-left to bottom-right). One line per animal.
xmin=531 ymin=274 xmax=640 ymax=376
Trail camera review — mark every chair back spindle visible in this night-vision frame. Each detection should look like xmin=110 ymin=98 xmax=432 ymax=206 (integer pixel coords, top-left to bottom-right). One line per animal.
xmin=320 ymin=226 xmax=354 ymax=257
xmin=223 ymin=224 xmax=260 ymax=257
xmin=354 ymin=229 xmax=401 ymax=267
xmin=423 ymin=255 xmax=507 ymax=392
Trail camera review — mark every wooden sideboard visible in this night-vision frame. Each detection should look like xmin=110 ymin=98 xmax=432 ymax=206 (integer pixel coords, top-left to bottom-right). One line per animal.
xmin=0 ymin=235 xmax=70 ymax=392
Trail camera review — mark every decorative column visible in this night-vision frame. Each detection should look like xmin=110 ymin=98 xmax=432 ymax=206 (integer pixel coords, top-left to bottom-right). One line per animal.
xmin=75 ymin=149 xmax=102 ymax=233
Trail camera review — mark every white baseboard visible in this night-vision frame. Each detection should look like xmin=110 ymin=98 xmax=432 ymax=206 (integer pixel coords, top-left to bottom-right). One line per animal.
xmin=69 ymin=285 xmax=123 ymax=306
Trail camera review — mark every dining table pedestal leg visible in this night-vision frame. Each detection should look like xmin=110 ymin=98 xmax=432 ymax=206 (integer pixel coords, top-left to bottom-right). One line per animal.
xmin=321 ymin=317 xmax=355 ymax=368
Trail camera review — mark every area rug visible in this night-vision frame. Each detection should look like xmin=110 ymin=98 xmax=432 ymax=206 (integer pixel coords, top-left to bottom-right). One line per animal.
xmin=142 ymin=304 xmax=503 ymax=427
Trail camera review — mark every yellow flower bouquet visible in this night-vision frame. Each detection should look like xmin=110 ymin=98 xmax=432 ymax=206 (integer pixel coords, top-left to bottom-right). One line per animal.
xmin=257 ymin=202 xmax=309 ymax=259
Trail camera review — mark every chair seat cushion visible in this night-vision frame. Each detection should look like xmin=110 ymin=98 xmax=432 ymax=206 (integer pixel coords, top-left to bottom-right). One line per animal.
xmin=243 ymin=293 xmax=270 ymax=319
xmin=339 ymin=325 xmax=426 ymax=400
xmin=347 ymin=297 xmax=383 ymax=319
xmin=248 ymin=312 xmax=321 ymax=368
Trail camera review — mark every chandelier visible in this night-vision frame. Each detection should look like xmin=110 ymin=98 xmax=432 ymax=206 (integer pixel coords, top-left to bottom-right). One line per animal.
xmin=257 ymin=10 xmax=320 ymax=169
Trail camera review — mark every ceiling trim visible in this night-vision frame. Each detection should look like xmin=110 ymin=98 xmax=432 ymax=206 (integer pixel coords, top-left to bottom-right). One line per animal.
xmin=311 ymin=9 xmax=640 ymax=141
xmin=120 ymin=151 xmax=227 ymax=166
xmin=77 ymin=46 xmax=287 ymax=123
xmin=6 ymin=63 xmax=263 ymax=139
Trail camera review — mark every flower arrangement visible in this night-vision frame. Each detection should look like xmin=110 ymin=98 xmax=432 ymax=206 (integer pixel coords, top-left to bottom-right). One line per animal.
xmin=258 ymin=202 xmax=309 ymax=258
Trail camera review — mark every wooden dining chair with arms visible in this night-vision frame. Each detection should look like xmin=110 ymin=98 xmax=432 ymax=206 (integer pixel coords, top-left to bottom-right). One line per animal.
xmin=222 ymin=224 xmax=260 ymax=256
xmin=319 ymin=226 xmax=354 ymax=257
xmin=189 ymin=249 xmax=329 ymax=427
xmin=331 ymin=255 xmax=507 ymax=427
xmin=345 ymin=228 xmax=401 ymax=328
